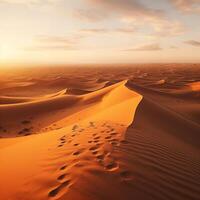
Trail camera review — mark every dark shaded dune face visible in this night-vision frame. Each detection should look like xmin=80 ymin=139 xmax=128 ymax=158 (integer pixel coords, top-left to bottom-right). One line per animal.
xmin=118 ymin=98 xmax=200 ymax=200
xmin=0 ymin=78 xmax=106 ymax=97
xmin=0 ymin=96 xmax=32 ymax=105
xmin=124 ymin=66 xmax=200 ymax=200
xmin=0 ymin=67 xmax=107 ymax=97
xmin=119 ymin=128 xmax=200 ymax=200
xmin=65 ymin=88 xmax=93 ymax=95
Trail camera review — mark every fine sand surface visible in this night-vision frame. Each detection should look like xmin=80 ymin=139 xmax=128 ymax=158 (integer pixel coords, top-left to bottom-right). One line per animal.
xmin=0 ymin=64 xmax=200 ymax=200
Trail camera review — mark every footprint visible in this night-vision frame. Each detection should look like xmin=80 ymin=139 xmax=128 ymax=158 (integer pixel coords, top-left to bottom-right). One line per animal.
xmin=72 ymin=125 xmax=78 ymax=131
xmin=58 ymin=144 xmax=63 ymax=148
xmin=110 ymin=141 xmax=119 ymax=146
xmin=96 ymin=154 xmax=104 ymax=160
xmin=94 ymin=136 xmax=100 ymax=140
xmin=121 ymin=140 xmax=129 ymax=144
xmin=120 ymin=170 xmax=132 ymax=181
xmin=73 ymin=143 xmax=79 ymax=146
xmin=89 ymin=122 xmax=95 ymax=127
xmin=73 ymin=149 xmax=84 ymax=156
xmin=92 ymin=151 xmax=98 ymax=155
xmin=68 ymin=140 xmax=72 ymax=144
xmin=60 ymin=165 xmax=67 ymax=171
xmin=74 ymin=162 xmax=84 ymax=167
xmin=89 ymin=145 xmax=100 ymax=151
xmin=57 ymin=174 xmax=66 ymax=181
xmin=48 ymin=180 xmax=71 ymax=197
xmin=103 ymin=154 xmax=118 ymax=171
xmin=105 ymin=162 xmax=118 ymax=171
xmin=88 ymin=140 xmax=92 ymax=143
xmin=110 ymin=132 xmax=118 ymax=136
xmin=96 ymin=142 xmax=103 ymax=146
xmin=60 ymin=136 xmax=66 ymax=141
xmin=105 ymin=136 xmax=112 ymax=140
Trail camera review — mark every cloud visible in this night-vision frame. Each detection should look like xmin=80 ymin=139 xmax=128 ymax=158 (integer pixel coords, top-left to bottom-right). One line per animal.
xmin=170 ymin=0 xmax=200 ymax=13
xmin=74 ymin=0 xmax=185 ymax=37
xmin=25 ymin=35 xmax=79 ymax=51
xmin=75 ymin=0 xmax=164 ymax=22
xmin=25 ymin=45 xmax=76 ymax=51
xmin=0 ymin=0 xmax=61 ymax=7
xmin=125 ymin=43 xmax=162 ymax=51
xmin=73 ymin=9 xmax=109 ymax=22
xmin=79 ymin=27 xmax=136 ymax=34
xmin=114 ymin=28 xmax=136 ymax=33
xmin=36 ymin=35 xmax=75 ymax=44
xmin=184 ymin=40 xmax=200 ymax=46
xmin=0 ymin=0 xmax=56 ymax=4
xmin=0 ymin=0 xmax=40 ymax=3
xmin=151 ymin=20 xmax=186 ymax=37
xmin=79 ymin=28 xmax=108 ymax=34
xmin=88 ymin=0 xmax=163 ymax=18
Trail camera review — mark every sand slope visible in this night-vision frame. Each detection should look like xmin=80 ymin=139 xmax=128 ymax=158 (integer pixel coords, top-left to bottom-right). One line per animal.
xmin=0 ymin=80 xmax=142 ymax=200
xmin=0 ymin=65 xmax=200 ymax=200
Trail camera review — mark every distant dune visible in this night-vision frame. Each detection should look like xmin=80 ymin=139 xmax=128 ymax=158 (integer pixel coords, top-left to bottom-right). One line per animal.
xmin=0 ymin=65 xmax=199 ymax=200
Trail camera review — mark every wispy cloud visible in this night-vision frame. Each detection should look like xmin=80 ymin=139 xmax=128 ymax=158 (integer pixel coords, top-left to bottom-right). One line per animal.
xmin=35 ymin=35 xmax=75 ymax=44
xmin=184 ymin=40 xmax=200 ymax=46
xmin=0 ymin=0 xmax=58 ymax=4
xmin=75 ymin=0 xmax=164 ymax=22
xmin=74 ymin=0 xmax=185 ymax=37
xmin=73 ymin=9 xmax=109 ymax=22
xmin=125 ymin=43 xmax=162 ymax=51
xmin=25 ymin=45 xmax=76 ymax=51
xmin=25 ymin=35 xmax=79 ymax=51
xmin=170 ymin=0 xmax=200 ymax=13
xmin=79 ymin=27 xmax=136 ymax=34
xmin=79 ymin=28 xmax=108 ymax=34
xmin=152 ymin=21 xmax=186 ymax=37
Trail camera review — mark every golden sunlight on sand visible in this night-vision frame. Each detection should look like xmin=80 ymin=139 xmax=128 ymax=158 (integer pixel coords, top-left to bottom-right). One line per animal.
xmin=0 ymin=65 xmax=200 ymax=200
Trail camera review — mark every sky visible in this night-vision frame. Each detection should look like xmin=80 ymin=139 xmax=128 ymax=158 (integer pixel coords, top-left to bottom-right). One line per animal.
xmin=0 ymin=0 xmax=200 ymax=66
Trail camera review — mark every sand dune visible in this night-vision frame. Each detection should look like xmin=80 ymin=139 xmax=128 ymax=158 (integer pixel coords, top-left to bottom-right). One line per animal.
xmin=0 ymin=80 xmax=141 ymax=137
xmin=0 ymin=80 xmax=142 ymax=200
xmin=0 ymin=65 xmax=200 ymax=200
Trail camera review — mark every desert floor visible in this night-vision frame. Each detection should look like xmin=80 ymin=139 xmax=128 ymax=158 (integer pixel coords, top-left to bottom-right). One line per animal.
xmin=0 ymin=64 xmax=200 ymax=200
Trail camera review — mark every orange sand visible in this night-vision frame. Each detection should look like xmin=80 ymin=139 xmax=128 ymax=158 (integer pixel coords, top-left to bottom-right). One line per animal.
xmin=0 ymin=65 xmax=200 ymax=200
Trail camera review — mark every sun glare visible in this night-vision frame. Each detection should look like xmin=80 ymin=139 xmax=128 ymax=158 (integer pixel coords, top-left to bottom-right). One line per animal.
xmin=0 ymin=45 xmax=14 ymax=60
